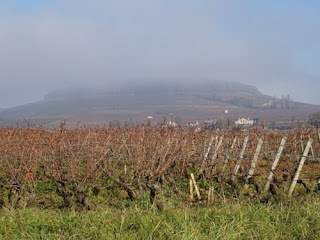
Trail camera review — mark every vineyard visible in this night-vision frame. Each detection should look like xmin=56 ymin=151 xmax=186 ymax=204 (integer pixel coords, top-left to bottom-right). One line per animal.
xmin=0 ymin=123 xmax=320 ymax=210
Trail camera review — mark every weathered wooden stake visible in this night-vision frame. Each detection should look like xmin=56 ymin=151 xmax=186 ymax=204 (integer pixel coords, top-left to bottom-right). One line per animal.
xmin=288 ymin=139 xmax=313 ymax=198
xmin=189 ymin=179 xmax=194 ymax=201
xmin=231 ymin=136 xmax=249 ymax=181
xmin=300 ymin=135 xmax=304 ymax=154
xmin=190 ymin=173 xmax=201 ymax=200
xmin=211 ymin=187 xmax=214 ymax=204
xmin=244 ymin=138 xmax=263 ymax=191
xmin=199 ymin=136 xmax=215 ymax=175
xmin=211 ymin=136 xmax=224 ymax=165
xmin=207 ymin=187 xmax=214 ymax=205
xmin=209 ymin=135 xmax=224 ymax=174
xmin=263 ymin=136 xmax=287 ymax=193
xmin=211 ymin=187 xmax=214 ymax=203
xmin=205 ymin=136 xmax=215 ymax=161
xmin=310 ymin=143 xmax=315 ymax=158
xmin=214 ymin=135 xmax=219 ymax=148
xmin=222 ymin=136 xmax=237 ymax=171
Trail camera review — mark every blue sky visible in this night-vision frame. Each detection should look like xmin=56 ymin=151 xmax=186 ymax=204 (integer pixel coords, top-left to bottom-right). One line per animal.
xmin=0 ymin=1 xmax=319 ymax=107
xmin=7 ymin=0 xmax=54 ymax=11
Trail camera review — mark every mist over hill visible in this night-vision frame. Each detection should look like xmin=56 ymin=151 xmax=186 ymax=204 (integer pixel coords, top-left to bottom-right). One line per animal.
xmin=0 ymin=80 xmax=319 ymax=127
xmin=44 ymin=81 xmax=262 ymax=100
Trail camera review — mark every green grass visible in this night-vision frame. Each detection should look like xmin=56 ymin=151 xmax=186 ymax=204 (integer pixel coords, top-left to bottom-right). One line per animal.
xmin=1 ymin=197 xmax=320 ymax=239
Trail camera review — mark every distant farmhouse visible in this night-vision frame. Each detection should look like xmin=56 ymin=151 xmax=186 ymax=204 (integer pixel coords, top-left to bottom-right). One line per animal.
xmin=166 ymin=120 xmax=178 ymax=128
xmin=186 ymin=120 xmax=200 ymax=128
xmin=235 ymin=118 xmax=254 ymax=126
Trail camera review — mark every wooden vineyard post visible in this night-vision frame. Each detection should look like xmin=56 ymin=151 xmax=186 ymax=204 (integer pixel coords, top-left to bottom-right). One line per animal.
xmin=214 ymin=136 xmax=219 ymax=148
xmin=205 ymin=136 xmax=215 ymax=161
xmin=207 ymin=187 xmax=214 ymax=205
xmin=231 ymin=136 xmax=249 ymax=181
xmin=190 ymin=173 xmax=201 ymax=200
xmin=211 ymin=136 xmax=224 ymax=164
xmin=189 ymin=179 xmax=194 ymax=201
xmin=300 ymin=135 xmax=304 ymax=154
xmin=222 ymin=136 xmax=237 ymax=171
xmin=263 ymin=136 xmax=287 ymax=193
xmin=198 ymin=136 xmax=215 ymax=176
xmin=310 ymin=143 xmax=315 ymax=159
xmin=288 ymin=139 xmax=313 ymax=198
xmin=244 ymin=138 xmax=263 ymax=191
xmin=308 ymin=134 xmax=314 ymax=158
xmin=209 ymin=136 xmax=224 ymax=174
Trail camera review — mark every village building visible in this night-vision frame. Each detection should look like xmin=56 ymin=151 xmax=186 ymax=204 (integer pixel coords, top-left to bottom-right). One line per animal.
xmin=235 ymin=117 xmax=254 ymax=126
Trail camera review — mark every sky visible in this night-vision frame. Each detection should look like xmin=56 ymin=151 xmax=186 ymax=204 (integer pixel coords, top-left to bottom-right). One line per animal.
xmin=0 ymin=0 xmax=320 ymax=108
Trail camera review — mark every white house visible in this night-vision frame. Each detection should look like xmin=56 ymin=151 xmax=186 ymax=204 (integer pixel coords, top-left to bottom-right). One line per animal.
xmin=167 ymin=120 xmax=178 ymax=128
xmin=235 ymin=118 xmax=254 ymax=126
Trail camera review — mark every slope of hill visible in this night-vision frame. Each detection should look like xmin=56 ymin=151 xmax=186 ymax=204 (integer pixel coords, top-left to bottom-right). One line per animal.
xmin=0 ymin=81 xmax=319 ymax=127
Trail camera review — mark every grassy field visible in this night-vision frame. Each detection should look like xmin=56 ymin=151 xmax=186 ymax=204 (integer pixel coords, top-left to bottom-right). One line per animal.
xmin=1 ymin=197 xmax=320 ymax=239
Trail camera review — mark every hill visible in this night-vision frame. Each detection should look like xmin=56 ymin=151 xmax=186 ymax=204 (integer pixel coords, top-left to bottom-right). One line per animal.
xmin=0 ymin=81 xmax=319 ymax=127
